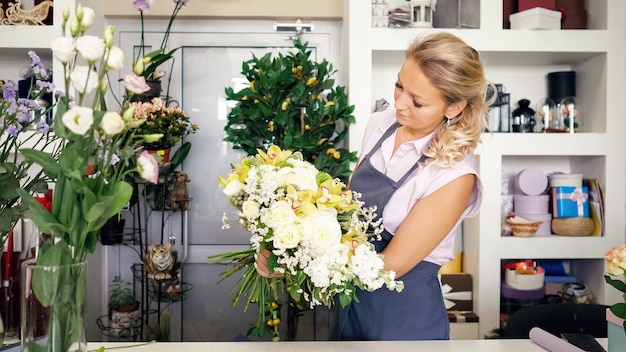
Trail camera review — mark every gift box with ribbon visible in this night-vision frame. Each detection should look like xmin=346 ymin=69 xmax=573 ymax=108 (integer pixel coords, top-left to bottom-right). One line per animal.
xmin=440 ymin=273 xmax=474 ymax=312
xmin=552 ymin=186 xmax=589 ymax=218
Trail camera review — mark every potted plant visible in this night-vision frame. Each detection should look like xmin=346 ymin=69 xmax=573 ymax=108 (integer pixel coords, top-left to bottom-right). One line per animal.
xmin=223 ymin=39 xmax=358 ymax=182
xmin=108 ymin=276 xmax=140 ymax=337
xmin=128 ymin=97 xmax=198 ymax=163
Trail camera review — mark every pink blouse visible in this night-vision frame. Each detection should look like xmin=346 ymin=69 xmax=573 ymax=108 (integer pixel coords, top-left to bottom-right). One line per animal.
xmin=356 ymin=109 xmax=483 ymax=265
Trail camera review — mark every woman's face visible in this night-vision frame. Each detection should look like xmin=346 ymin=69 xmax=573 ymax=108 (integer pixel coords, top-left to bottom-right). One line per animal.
xmin=393 ymin=58 xmax=450 ymax=138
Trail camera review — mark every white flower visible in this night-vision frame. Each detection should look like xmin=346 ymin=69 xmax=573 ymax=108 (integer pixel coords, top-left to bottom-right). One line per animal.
xmin=241 ymin=200 xmax=261 ymax=219
xmin=273 ymin=225 xmax=301 ymax=251
xmin=70 ymin=65 xmax=99 ymax=94
xmin=307 ymin=209 xmax=342 ymax=249
xmin=263 ymin=200 xmax=297 ymax=228
xmin=276 ymin=159 xmax=319 ymax=191
xmin=80 ymin=6 xmax=95 ymax=29
xmin=75 ymin=35 xmax=106 ymax=63
xmin=62 ymin=106 xmax=94 ymax=135
xmin=100 ymin=112 xmax=125 ymax=136
xmin=50 ymin=37 xmax=75 ymax=64
xmin=223 ymin=179 xmax=244 ymax=197
xmin=137 ymin=150 xmax=159 ymax=184
xmin=105 ymin=46 xmax=125 ymax=71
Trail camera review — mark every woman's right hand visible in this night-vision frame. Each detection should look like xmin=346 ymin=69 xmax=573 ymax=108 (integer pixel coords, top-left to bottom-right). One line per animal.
xmin=255 ymin=249 xmax=284 ymax=278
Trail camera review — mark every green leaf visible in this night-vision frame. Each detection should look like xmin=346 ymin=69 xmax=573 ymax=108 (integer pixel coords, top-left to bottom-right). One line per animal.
xmin=85 ymin=181 xmax=133 ymax=232
xmin=15 ymin=188 xmax=66 ymax=236
xmin=605 ymin=275 xmax=626 ymax=293
xmin=610 ymin=302 xmax=626 ymax=319
xmin=19 ymin=148 xmax=61 ymax=178
xmin=32 ymin=241 xmax=73 ymax=307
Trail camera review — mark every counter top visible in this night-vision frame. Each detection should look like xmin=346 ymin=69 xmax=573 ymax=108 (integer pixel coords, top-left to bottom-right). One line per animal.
xmin=86 ymin=338 xmax=609 ymax=352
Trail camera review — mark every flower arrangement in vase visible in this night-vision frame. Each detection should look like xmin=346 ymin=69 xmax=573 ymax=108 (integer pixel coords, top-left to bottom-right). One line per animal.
xmin=16 ymin=3 xmax=161 ymax=351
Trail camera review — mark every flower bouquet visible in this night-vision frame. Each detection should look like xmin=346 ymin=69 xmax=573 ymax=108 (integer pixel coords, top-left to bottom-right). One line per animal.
xmin=604 ymin=244 xmax=626 ymax=333
xmin=209 ymin=145 xmax=403 ymax=340
xmin=15 ymin=4 xmax=160 ymax=351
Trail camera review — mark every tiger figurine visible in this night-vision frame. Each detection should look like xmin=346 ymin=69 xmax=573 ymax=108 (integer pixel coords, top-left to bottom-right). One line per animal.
xmin=143 ymin=243 xmax=177 ymax=280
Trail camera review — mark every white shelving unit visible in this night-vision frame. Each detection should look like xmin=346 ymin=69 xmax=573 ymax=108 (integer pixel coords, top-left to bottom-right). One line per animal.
xmin=344 ymin=0 xmax=625 ymax=338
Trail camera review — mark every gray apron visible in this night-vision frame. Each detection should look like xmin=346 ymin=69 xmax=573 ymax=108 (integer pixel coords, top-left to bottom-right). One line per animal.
xmin=336 ymin=122 xmax=449 ymax=341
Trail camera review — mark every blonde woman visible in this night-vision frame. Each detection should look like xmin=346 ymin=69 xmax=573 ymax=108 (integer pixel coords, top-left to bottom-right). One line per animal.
xmin=335 ymin=31 xmax=495 ymax=340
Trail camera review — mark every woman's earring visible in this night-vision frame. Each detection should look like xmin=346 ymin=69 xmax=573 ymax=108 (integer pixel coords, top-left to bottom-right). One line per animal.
xmin=446 ymin=117 xmax=452 ymax=129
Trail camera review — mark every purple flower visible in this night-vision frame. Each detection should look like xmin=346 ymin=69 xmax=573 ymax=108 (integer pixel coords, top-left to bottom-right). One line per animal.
xmin=55 ymin=90 xmax=66 ymax=99
xmin=133 ymin=0 xmax=154 ymax=12
xmin=36 ymin=80 xmax=55 ymax=92
xmin=36 ymin=120 xmax=50 ymax=133
xmin=17 ymin=111 xmax=31 ymax=123
xmin=28 ymin=51 xmax=48 ymax=80
xmin=3 ymin=81 xmax=15 ymax=101
xmin=7 ymin=125 xmax=19 ymax=137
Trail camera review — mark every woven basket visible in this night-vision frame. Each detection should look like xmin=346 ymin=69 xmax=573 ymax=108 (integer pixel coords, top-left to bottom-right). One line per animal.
xmin=551 ymin=217 xmax=595 ymax=236
xmin=506 ymin=219 xmax=542 ymax=237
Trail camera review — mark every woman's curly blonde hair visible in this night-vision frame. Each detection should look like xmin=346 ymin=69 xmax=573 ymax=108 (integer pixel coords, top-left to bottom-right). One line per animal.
xmin=406 ymin=32 xmax=496 ymax=167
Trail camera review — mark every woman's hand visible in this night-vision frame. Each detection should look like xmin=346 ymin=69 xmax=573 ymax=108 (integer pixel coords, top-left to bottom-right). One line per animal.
xmin=255 ymin=249 xmax=284 ymax=278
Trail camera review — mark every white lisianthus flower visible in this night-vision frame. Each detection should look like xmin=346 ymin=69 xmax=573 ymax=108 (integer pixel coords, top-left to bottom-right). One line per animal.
xmin=70 ymin=65 xmax=98 ymax=94
xmin=100 ymin=112 xmax=125 ymax=136
xmin=62 ymin=106 xmax=94 ymax=135
xmin=80 ymin=6 xmax=95 ymax=29
xmin=50 ymin=37 xmax=75 ymax=64
xmin=105 ymin=46 xmax=125 ymax=71
xmin=241 ymin=200 xmax=261 ymax=219
xmin=75 ymin=35 xmax=106 ymax=63
xmin=137 ymin=150 xmax=159 ymax=184
xmin=273 ymin=225 xmax=301 ymax=251
xmin=275 ymin=159 xmax=319 ymax=191
xmin=223 ymin=179 xmax=244 ymax=197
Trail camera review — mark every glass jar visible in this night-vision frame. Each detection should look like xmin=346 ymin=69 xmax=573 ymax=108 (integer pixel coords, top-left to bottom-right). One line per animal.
xmin=560 ymin=96 xmax=581 ymax=133
xmin=535 ymin=98 xmax=556 ymax=133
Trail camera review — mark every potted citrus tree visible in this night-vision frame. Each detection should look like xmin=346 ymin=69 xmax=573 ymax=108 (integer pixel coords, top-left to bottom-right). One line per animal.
xmin=108 ymin=276 xmax=141 ymax=337
xmin=223 ymin=39 xmax=357 ymax=182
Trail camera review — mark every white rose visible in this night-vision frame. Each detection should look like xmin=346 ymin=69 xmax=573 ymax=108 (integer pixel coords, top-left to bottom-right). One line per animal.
xmin=81 ymin=7 xmax=95 ymax=29
xmin=100 ymin=111 xmax=125 ymax=136
xmin=70 ymin=65 xmax=98 ymax=94
xmin=273 ymin=225 xmax=301 ymax=250
xmin=105 ymin=46 xmax=125 ymax=71
xmin=278 ymin=159 xmax=319 ymax=191
xmin=241 ymin=200 xmax=261 ymax=219
xmin=223 ymin=180 xmax=244 ymax=197
xmin=264 ymin=200 xmax=297 ymax=227
xmin=50 ymin=37 xmax=75 ymax=64
xmin=76 ymin=35 xmax=106 ymax=63
xmin=62 ymin=106 xmax=94 ymax=135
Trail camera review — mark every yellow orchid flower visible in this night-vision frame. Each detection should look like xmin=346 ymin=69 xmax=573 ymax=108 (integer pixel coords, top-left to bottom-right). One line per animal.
xmin=324 ymin=101 xmax=335 ymax=107
xmin=257 ymin=145 xmax=293 ymax=166
xmin=287 ymin=185 xmax=318 ymax=217
xmin=250 ymin=80 xmax=256 ymax=92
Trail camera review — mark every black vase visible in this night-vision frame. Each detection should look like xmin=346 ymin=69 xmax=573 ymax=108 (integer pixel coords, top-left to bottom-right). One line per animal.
xmin=100 ymin=218 xmax=126 ymax=245
xmin=129 ymin=79 xmax=162 ymax=103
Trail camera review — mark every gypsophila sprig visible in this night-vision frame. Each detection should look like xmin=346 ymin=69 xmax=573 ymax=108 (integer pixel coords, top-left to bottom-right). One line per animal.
xmin=209 ymin=145 xmax=402 ymax=340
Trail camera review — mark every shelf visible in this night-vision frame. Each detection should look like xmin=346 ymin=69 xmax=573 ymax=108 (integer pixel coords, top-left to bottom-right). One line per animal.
xmin=478 ymin=133 xmax=610 ymax=156
xmin=496 ymin=236 xmax=614 ymax=259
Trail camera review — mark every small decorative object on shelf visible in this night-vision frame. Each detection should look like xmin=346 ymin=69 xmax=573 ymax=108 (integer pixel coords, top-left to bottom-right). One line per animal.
xmin=511 ymin=99 xmax=536 ymax=133
xmin=408 ymin=0 xmax=434 ymax=28
xmin=166 ymin=171 xmax=191 ymax=211
xmin=0 ymin=0 xmax=53 ymax=25
xmin=106 ymin=276 xmax=141 ymax=338
xmin=487 ymin=84 xmax=511 ymax=133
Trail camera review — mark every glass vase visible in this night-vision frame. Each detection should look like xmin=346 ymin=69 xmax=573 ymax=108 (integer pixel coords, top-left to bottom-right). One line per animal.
xmin=21 ymin=259 xmax=87 ymax=352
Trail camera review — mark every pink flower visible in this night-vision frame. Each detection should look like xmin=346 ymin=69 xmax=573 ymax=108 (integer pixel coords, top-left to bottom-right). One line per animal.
xmin=137 ymin=150 xmax=159 ymax=184
xmin=123 ymin=73 xmax=150 ymax=94
xmin=133 ymin=0 xmax=154 ymax=12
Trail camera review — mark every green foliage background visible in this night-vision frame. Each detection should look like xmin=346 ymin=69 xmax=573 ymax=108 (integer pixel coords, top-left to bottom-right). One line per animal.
xmin=223 ymin=40 xmax=357 ymax=181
